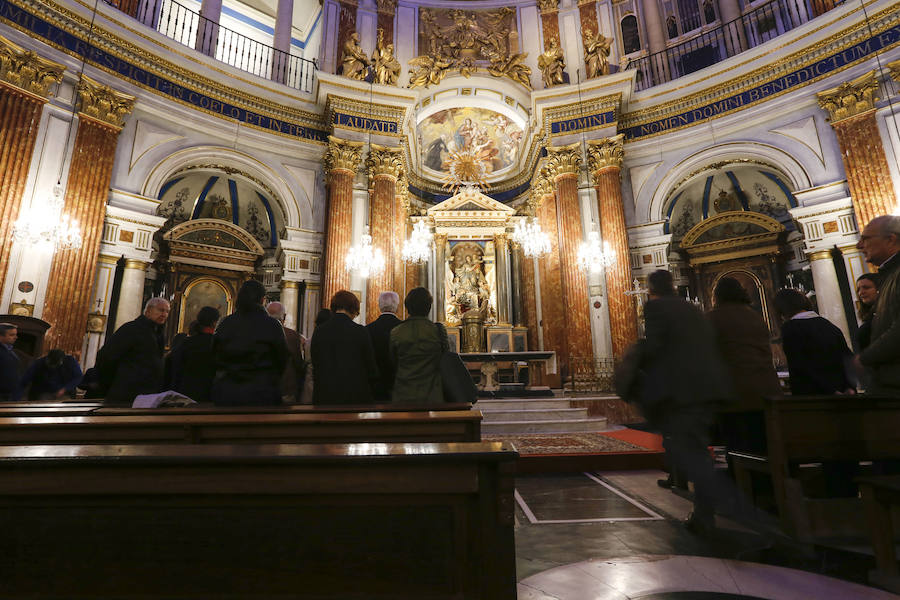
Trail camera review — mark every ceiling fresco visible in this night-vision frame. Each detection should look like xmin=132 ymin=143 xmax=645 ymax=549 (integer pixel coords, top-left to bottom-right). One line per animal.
xmin=418 ymin=107 xmax=524 ymax=177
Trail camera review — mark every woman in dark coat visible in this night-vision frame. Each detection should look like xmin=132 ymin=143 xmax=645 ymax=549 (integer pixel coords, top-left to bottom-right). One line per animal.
xmin=211 ymin=280 xmax=288 ymax=406
xmin=390 ymin=287 xmax=449 ymax=404
xmin=310 ymin=291 xmax=378 ymax=405
xmin=706 ymin=277 xmax=781 ymax=455
xmin=168 ymin=306 xmax=220 ymax=403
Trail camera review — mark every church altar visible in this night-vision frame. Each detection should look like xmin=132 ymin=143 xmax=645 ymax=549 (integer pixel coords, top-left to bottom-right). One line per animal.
xmin=460 ymin=350 xmax=557 ymax=393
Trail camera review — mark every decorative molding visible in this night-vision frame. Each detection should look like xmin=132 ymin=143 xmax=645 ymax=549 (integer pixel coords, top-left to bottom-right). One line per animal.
xmin=537 ymin=0 xmax=558 ymax=13
xmin=77 ymin=73 xmax=135 ymax=129
xmin=366 ymin=143 xmax=404 ymax=183
xmin=0 ymin=32 xmax=64 ymax=99
xmin=545 ymin=142 xmax=582 ymax=180
xmin=323 ymin=135 xmax=364 ymax=176
xmin=808 ymin=249 xmax=833 ymax=261
xmin=680 ymin=210 xmax=785 ymax=247
xmin=123 ymin=258 xmax=148 ymax=270
xmin=816 ymin=70 xmax=879 ymax=123
xmin=375 ymin=0 xmax=396 ymax=14
xmin=587 ymin=134 xmax=625 ymax=173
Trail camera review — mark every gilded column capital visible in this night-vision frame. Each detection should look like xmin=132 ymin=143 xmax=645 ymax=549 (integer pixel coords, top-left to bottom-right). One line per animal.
xmin=0 ymin=34 xmax=64 ymax=100
xmin=434 ymin=232 xmax=449 ymax=245
xmin=545 ymin=142 xmax=582 ymax=181
xmin=587 ymin=134 xmax=625 ymax=175
xmin=324 ymin=135 xmax=364 ymax=177
xmin=888 ymin=59 xmax=900 ymax=84
xmin=281 ymin=280 xmax=300 ymax=289
xmin=526 ymin=166 xmax=554 ymax=214
xmin=376 ymin=0 xmax=396 ymax=14
xmin=123 ymin=259 xmax=149 ymax=270
xmin=396 ymin=171 xmax=410 ymax=213
xmin=494 ymin=232 xmax=509 ymax=246
xmin=366 ymin=143 xmax=404 ymax=183
xmin=538 ymin=0 xmax=558 ymax=13
xmin=76 ymin=75 xmax=136 ymax=129
xmin=808 ymin=249 xmax=833 ymax=262
xmin=816 ymin=70 xmax=879 ymax=124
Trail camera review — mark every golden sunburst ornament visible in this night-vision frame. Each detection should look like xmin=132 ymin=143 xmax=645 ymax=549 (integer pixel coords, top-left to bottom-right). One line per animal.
xmin=441 ymin=148 xmax=489 ymax=192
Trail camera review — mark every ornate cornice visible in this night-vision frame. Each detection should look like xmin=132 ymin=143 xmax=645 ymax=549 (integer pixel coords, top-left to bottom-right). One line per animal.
xmin=537 ymin=0 xmax=558 ymax=14
xmin=587 ymin=134 xmax=625 ymax=174
xmin=366 ymin=143 xmax=404 ymax=183
xmin=76 ymin=74 xmax=136 ymax=129
xmin=545 ymin=142 xmax=582 ymax=180
xmin=0 ymin=33 xmax=64 ymax=99
xmin=526 ymin=165 xmax=553 ymax=214
xmin=816 ymin=70 xmax=879 ymax=123
xmin=324 ymin=135 xmax=364 ymax=176
xmin=376 ymin=0 xmax=396 ymax=15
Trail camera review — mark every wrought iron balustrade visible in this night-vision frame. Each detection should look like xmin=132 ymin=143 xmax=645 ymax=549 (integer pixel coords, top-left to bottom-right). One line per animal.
xmin=625 ymin=0 xmax=846 ymax=91
xmin=568 ymin=357 xmax=617 ymax=393
xmin=105 ymin=0 xmax=317 ymax=93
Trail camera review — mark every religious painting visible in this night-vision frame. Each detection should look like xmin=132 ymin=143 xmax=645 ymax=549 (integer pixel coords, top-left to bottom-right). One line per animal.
xmin=419 ymin=107 xmax=523 ymax=176
xmin=179 ymin=278 xmax=230 ymax=333
xmin=445 ymin=241 xmax=497 ymax=326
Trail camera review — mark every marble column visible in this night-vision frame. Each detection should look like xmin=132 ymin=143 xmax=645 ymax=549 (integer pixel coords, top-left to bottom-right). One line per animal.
xmin=335 ymin=1 xmax=359 ymax=75
xmin=546 ymin=143 xmax=593 ymax=380
xmin=818 ymin=71 xmax=898 ymax=227
xmin=196 ymin=0 xmax=223 ymax=56
xmin=536 ymin=171 xmax=563 ymax=364
xmin=808 ymin=249 xmax=852 ymax=345
xmin=509 ymin=240 xmax=526 ymax=328
xmin=538 ymin=0 xmax=560 ymax=51
xmin=579 ymin=0 xmax=600 ymax=78
xmin=589 ymin=134 xmax=638 ymax=359
xmin=42 ymin=76 xmax=136 ymax=358
xmin=640 ymin=0 xmax=669 ymax=83
xmin=365 ymin=143 xmax=403 ymax=323
xmin=117 ymin=0 xmax=141 ymax=18
xmin=716 ymin=0 xmax=747 ymax=55
xmin=493 ymin=233 xmax=511 ymax=325
xmin=271 ymin=0 xmax=294 ymax=83
xmin=321 ymin=136 xmax=363 ymax=308
xmin=434 ymin=233 xmax=448 ymax=323
xmin=0 ymin=38 xmax=64 ymax=302
xmin=114 ymin=259 xmax=148 ymax=329
xmin=375 ymin=0 xmax=396 ymax=45
xmin=281 ymin=280 xmax=300 ymax=330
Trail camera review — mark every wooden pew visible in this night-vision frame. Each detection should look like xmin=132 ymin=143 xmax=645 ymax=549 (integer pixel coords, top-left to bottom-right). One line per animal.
xmin=0 ymin=441 xmax=518 ymax=599
xmin=729 ymin=395 xmax=900 ymax=543
xmin=0 ymin=410 xmax=482 ymax=445
xmin=857 ymin=475 xmax=900 ymax=593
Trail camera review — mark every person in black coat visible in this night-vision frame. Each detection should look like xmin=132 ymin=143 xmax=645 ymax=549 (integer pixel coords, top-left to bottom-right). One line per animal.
xmin=0 ymin=323 xmax=21 ymax=401
xmin=168 ymin=306 xmax=220 ymax=403
xmin=774 ymin=288 xmax=855 ymax=394
xmin=366 ymin=291 xmax=402 ymax=403
xmin=311 ymin=290 xmax=379 ymax=405
xmin=211 ymin=280 xmax=288 ymax=406
xmin=93 ymin=298 xmax=170 ymax=405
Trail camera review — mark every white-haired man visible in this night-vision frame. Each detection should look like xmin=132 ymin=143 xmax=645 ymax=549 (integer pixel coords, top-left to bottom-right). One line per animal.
xmin=93 ymin=297 xmax=170 ymax=405
xmin=856 ymin=215 xmax=900 ymax=393
xmin=366 ymin=291 xmax=401 ymax=403
xmin=266 ymin=301 xmax=305 ymax=402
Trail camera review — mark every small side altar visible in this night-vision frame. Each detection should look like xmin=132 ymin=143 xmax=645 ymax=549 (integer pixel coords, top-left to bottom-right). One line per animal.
xmin=460 ymin=351 xmax=557 ymax=394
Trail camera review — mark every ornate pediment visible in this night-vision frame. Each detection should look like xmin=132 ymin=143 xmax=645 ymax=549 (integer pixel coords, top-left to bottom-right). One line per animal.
xmin=680 ymin=211 xmax=785 ymax=265
xmin=426 ymin=186 xmax=516 ymax=234
xmin=163 ymin=219 xmax=265 ymax=271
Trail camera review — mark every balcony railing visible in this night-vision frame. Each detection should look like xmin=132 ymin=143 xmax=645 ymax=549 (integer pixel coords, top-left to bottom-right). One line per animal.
xmin=626 ymin=0 xmax=846 ymax=91
xmin=107 ymin=0 xmax=317 ymax=93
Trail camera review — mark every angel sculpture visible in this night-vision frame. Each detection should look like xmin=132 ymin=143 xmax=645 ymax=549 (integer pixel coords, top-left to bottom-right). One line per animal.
xmin=483 ymin=46 xmax=532 ymax=89
xmin=537 ymin=38 xmax=566 ymax=88
xmin=408 ymin=54 xmax=451 ymax=88
xmin=340 ymin=32 xmax=368 ymax=80
xmin=372 ymin=29 xmax=401 ymax=85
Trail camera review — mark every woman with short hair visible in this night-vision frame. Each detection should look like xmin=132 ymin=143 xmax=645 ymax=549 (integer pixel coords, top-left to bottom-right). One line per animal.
xmin=390 ymin=287 xmax=449 ymax=404
xmin=169 ymin=305 xmax=220 ymax=403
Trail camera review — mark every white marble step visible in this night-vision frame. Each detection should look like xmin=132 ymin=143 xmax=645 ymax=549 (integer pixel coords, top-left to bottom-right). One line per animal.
xmin=480 ymin=407 xmax=589 ymax=421
xmin=477 ymin=399 xmax=574 ymax=410
xmin=482 ymin=417 xmax=608 ymax=434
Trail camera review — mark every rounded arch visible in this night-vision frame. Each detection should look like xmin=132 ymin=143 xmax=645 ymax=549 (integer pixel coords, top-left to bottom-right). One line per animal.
xmin=143 ymin=146 xmax=304 ymax=231
xmin=648 ymin=141 xmax=813 ymax=223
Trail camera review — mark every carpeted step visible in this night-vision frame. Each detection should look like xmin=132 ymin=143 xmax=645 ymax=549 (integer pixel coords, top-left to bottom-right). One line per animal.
xmin=480 ymin=407 xmax=589 ymax=421
xmin=482 ymin=417 xmax=608 ymax=434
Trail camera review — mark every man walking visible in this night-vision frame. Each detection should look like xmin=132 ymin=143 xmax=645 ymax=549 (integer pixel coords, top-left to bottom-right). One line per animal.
xmin=94 ymin=297 xmax=170 ymax=405
xmin=366 ymin=291 xmax=402 ymax=403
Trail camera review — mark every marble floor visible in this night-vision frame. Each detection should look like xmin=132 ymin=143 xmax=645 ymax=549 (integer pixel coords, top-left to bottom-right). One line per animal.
xmin=514 ymin=470 xmax=898 ymax=599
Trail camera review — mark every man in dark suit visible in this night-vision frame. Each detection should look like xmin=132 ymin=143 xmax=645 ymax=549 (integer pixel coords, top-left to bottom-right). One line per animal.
xmin=639 ymin=270 xmax=732 ymax=534
xmin=94 ymin=297 xmax=170 ymax=405
xmin=0 ymin=323 xmax=21 ymax=401
xmin=267 ymin=301 xmax=305 ymax=403
xmin=366 ymin=291 xmax=402 ymax=403
xmin=311 ymin=290 xmax=378 ymax=405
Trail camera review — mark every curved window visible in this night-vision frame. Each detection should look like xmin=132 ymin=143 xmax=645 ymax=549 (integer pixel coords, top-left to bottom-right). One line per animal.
xmin=621 ymin=15 xmax=641 ymax=54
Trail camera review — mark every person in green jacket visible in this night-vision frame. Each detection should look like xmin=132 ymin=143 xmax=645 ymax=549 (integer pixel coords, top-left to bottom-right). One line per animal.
xmin=390 ymin=287 xmax=449 ymax=404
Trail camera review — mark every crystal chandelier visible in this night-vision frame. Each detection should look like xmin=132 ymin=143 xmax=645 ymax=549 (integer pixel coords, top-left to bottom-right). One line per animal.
xmin=345 ymin=226 xmax=385 ymax=279
xmin=512 ymin=217 xmax=551 ymax=258
xmin=577 ymin=229 xmax=615 ymax=274
xmin=401 ymin=220 xmax=432 ymax=264
xmin=11 ymin=184 xmax=82 ymax=251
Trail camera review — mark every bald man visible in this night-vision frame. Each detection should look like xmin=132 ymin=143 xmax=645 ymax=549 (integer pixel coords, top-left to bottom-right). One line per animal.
xmin=856 ymin=215 xmax=900 ymax=393
xmin=267 ymin=301 xmax=305 ymax=402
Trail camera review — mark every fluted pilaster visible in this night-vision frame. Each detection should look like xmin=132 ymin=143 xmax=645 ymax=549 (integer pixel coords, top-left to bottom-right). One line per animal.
xmin=818 ymin=71 xmax=897 ymax=226
xmin=0 ymin=36 xmax=64 ymax=299
xmin=322 ymin=135 xmax=363 ymax=307
xmin=365 ymin=143 xmax=403 ymax=322
xmin=43 ymin=76 xmax=135 ymax=357
xmin=589 ymin=134 xmax=637 ymax=359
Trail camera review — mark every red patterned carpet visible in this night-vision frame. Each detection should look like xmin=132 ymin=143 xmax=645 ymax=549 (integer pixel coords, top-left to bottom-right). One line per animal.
xmin=483 ymin=428 xmax=663 ymax=456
